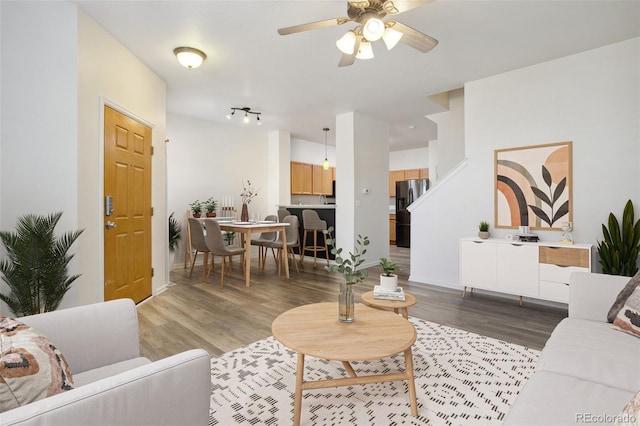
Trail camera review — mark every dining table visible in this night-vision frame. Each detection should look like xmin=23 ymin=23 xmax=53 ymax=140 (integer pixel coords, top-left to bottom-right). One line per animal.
xmin=217 ymin=220 xmax=290 ymax=287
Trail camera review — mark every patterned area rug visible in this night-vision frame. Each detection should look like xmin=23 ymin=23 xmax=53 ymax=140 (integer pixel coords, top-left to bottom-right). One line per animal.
xmin=209 ymin=318 xmax=540 ymax=425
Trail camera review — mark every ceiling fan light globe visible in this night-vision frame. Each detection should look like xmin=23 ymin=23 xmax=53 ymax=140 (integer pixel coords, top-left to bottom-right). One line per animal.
xmin=356 ymin=40 xmax=374 ymax=59
xmin=336 ymin=31 xmax=357 ymax=55
xmin=362 ymin=17 xmax=385 ymax=41
xmin=382 ymin=27 xmax=403 ymax=50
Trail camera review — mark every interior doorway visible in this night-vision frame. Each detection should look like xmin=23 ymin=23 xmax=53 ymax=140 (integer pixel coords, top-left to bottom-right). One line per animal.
xmin=103 ymin=105 xmax=153 ymax=303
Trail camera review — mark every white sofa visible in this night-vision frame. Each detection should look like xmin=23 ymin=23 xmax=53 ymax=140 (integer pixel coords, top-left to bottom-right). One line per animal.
xmin=505 ymin=272 xmax=640 ymax=425
xmin=0 ymin=298 xmax=211 ymax=425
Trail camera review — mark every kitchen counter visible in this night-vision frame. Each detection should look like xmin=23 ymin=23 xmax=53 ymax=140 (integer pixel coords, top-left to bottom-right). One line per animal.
xmin=278 ymin=205 xmax=336 ymax=260
xmin=279 ymin=204 xmax=336 ymax=209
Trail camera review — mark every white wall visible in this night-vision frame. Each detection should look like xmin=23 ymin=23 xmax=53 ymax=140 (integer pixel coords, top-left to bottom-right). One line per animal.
xmin=77 ymin=10 xmax=167 ymax=303
xmin=410 ymin=37 xmax=640 ymax=288
xmin=426 ymin=88 xmax=465 ymax=184
xmin=166 ymin=113 xmax=270 ymax=264
xmin=336 ymin=112 xmax=389 ymax=268
xmin=0 ymin=3 xmax=168 ymax=315
xmin=1 ymin=2 xmax=79 ymax=314
xmin=389 ymin=148 xmax=429 ymax=171
xmin=291 ymin=137 xmax=336 ymax=167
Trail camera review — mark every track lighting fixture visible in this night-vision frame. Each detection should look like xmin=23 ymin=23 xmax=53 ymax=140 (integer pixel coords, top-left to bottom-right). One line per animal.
xmin=226 ymin=107 xmax=262 ymax=125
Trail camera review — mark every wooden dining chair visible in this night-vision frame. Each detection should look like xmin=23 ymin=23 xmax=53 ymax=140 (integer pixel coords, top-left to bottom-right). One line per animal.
xmin=203 ymin=219 xmax=246 ymax=288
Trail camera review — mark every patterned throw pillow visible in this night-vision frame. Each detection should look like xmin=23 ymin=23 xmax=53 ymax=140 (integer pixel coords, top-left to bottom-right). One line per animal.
xmin=616 ymin=390 xmax=640 ymax=426
xmin=0 ymin=315 xmax=74 ymax=412
xmin=608 ymin=271 xmax=640 ymax=323
xmin=612 ymin=282 xmax=640 ymax=338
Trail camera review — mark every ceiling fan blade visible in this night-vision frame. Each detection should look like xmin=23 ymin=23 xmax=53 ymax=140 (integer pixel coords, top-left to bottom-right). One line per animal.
xmin=278 ymin=18 xmax=349 ymax=35
xmin=338 ymin=36 xmax=362 ymax=67
xmin=390 ymin=21 xmax=438 ymax=53
xmin=383 ymin=0 xmax=432 ymax=15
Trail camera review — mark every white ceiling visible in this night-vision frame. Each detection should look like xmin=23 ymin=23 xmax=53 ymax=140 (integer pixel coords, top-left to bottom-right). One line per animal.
xmin=75 ymin=0 xmax=640 ymax=150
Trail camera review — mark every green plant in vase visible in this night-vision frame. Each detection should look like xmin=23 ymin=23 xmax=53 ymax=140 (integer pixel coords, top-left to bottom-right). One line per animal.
xmin=323 ymin=226 xmax=370 ymax=323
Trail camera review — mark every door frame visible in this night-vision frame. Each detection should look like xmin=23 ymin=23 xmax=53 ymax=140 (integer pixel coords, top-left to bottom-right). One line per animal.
xmin=99 ymin=97 xmax=156 ymax=302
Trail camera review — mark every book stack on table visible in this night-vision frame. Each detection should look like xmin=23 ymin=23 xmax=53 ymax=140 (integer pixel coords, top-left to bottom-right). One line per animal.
xmin=373 ymin=285 xmax=406 ymax=301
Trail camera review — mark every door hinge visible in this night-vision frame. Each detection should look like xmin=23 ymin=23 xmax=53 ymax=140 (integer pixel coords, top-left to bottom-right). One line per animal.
xmin=150 ymin=207 xmax=154 ymax=216
xmin=150 ymin=146 xmax=154 ymax=155
xmin=151 ymin=268 xmax=154 ymax=277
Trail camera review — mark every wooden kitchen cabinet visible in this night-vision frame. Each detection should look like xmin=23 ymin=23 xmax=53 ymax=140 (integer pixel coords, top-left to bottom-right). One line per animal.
xmin=388 ymin=170 xmax=405 ymax=196
xmin=389 ymin=214 xmax=396 ymax=244
xmin=312 ymin=165 xmax=333 ymax=195
xmin=419 ymin=168 xmax=429 ymax=179
xmin=291 ymin=161 xmax=313 ymax=194
xmin=404 ymin=169 xmax=420 ymax=179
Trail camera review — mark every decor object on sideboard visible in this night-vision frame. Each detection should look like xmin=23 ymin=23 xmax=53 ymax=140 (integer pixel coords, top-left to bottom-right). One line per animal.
xmin=0 ymin=212 xmax=83 ymax=316
xmin=277 ymin=0 xmax=438 ymax=67
xmin=190 ymin=200 xmax=202 ymax=218
xmin=204 ymin=197 xmax=218 ymax=217
xmin=378 ymin=257 xmax=399 ymax=291
xmin=560 ymin=221 xmax=573 ymax=245
xmin=597 ymin=199 xmax=639 ymax=276
xmin=173 ymin=46 xmax=206 ymax=70
xmin=226 ymin=107 xmax=262 ymax=125
xmin=478 ymin=221 xmax=490 ymax=239
xmin=495 ymin=141 xmax=572 ymax=230
xmin=323 ymin=226 xmax=369 ymax=323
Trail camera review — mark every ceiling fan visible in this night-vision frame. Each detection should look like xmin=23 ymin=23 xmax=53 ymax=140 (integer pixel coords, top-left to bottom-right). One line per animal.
xmin=277 ymin=0 xmax=438 ymax=67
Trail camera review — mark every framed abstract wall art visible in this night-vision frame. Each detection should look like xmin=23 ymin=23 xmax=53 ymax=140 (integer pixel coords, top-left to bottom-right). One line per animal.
xmin=495 ymin=141 xmax=572 ymax=230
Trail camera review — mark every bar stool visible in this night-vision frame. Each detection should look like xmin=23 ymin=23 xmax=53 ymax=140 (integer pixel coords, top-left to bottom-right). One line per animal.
xmin=300 ymin=209 xmax=329 ymax=268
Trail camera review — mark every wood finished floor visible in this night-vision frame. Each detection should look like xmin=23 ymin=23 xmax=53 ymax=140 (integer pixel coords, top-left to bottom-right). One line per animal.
xmin=137 ymin=246 xmax=568 ymax=361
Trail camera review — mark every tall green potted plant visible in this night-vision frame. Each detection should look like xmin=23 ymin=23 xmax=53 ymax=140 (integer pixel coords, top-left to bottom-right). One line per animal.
xmin=597 ymin=199 xmax=640 ymax=276
xmin=168 ymin=212 xmax=182 ymax=269
xmin=323 ymin=226 xmax=369 ymax=323
xmin=0 ymin=212 xmax=83 ymax=316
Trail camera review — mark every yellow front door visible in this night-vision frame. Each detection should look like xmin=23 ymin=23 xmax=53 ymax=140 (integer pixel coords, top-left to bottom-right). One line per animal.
xmin=103 ymin=105 xmax=152 ymax=303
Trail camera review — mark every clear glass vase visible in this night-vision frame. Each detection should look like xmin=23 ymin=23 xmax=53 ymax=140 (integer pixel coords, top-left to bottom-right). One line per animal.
xmin=339 ymin=282 xmax=355 ymax=323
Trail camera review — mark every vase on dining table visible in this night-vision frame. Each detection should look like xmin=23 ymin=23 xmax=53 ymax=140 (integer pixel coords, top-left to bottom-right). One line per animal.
xmin=338 ymin=282 xmax=355 ymax=323
xmin=240 ymin=203 xmax=249 ymax=222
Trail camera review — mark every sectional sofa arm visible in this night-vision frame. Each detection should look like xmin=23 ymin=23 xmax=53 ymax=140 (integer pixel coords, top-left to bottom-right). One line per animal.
xmin=19 ymin=298 xmax=141 ymax=375
xmin=569 ymin=272 xmax=630 ymax=321
xmin=0 ymin=348 xmax=212 ymax=426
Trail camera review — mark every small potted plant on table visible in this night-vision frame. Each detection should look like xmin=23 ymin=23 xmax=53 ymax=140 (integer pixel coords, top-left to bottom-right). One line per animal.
xmin=478 ymin=221 xmax=490 ymax=239
xmin=379 ymin=257 xmax=399 ymax=291
xmin=190 ymin=200 xmax=202 ymax=218
xmin=204 ymin=197 xmax=218 ymax=217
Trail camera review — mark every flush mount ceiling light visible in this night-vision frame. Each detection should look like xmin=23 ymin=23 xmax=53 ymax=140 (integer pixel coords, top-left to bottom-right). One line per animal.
xmin=322 ymin=127 xmax=330 ymax=170
xmin=226 ymin=107 xmax=262 ymax=125
xmin=173 ymin=47 xmax=207 ymax=69
xmin=277 ymin=0 xmax=438 ymax=67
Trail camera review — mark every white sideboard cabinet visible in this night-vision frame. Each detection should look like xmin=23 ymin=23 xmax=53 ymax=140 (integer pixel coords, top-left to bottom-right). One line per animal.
xmin=459 ymin=237 xmax=592 ymax=304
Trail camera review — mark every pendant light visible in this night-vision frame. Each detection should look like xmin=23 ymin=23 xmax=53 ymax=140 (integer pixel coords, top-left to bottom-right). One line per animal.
xmin=322 ymin=127 xmax=330 ymax=171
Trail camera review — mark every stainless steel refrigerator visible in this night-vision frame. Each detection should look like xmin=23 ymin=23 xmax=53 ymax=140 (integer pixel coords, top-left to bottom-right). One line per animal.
xmin=395 ymin=179 xmax=429 ymax=248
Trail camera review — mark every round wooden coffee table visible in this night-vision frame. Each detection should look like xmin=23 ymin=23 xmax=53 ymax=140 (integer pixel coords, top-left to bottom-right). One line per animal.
xmin=361 ymin=290 xmax=417 ymax=319
xmin=272 ymin=302 xmax=418 ymax=426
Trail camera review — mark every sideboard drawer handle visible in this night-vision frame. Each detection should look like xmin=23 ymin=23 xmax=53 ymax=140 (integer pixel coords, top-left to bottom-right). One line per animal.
xmin=511 ymin=243 xmax=523 ymax=247
xmin=473 ymin=241 xmax=484 ymax=244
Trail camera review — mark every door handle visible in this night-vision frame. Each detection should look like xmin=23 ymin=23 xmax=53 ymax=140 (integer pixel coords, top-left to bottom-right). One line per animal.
xmin=105 ymin=221 xmax=117 ymax=229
